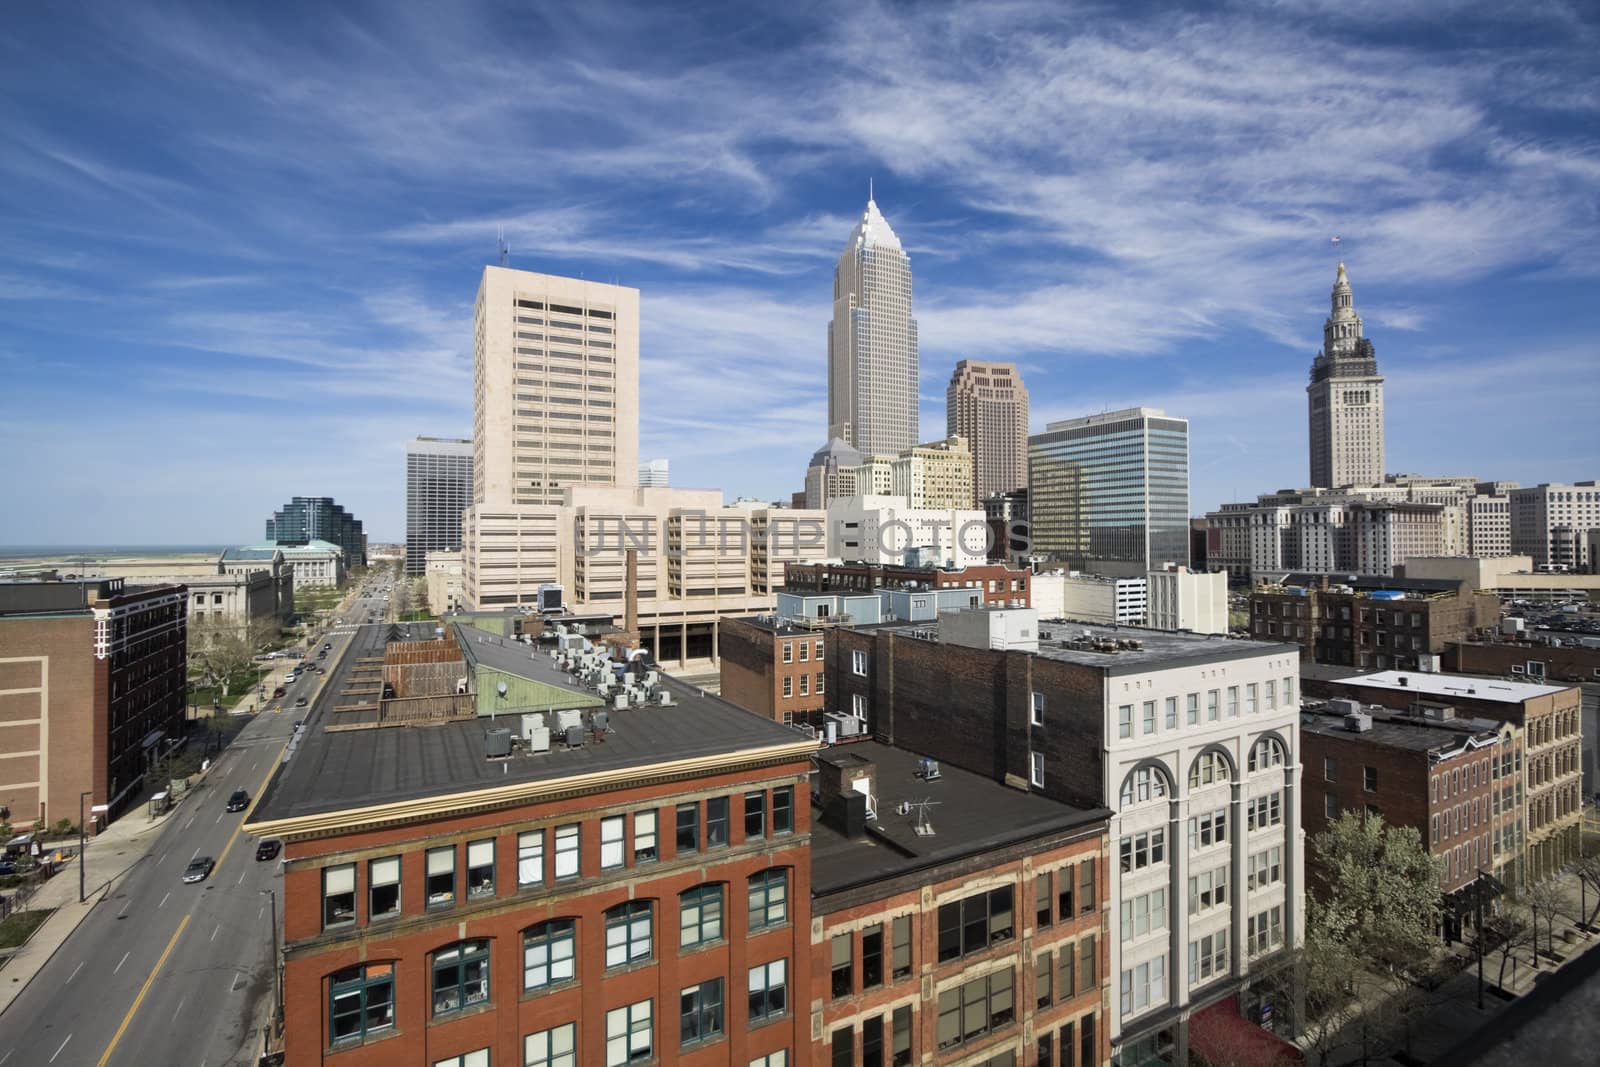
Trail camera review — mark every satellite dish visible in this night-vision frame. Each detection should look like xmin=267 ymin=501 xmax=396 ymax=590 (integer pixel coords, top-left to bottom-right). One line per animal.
xmin=497 ymin=682 xmax=508 ymax=696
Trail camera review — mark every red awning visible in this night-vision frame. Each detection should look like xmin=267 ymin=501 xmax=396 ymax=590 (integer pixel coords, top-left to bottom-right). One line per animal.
xmin=1189 ymin=995 xmax=1304 ymax=1067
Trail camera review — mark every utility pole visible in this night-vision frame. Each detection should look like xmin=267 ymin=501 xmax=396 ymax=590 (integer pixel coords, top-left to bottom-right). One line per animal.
xmin=1474 ymin=872 xmax=1485 ymax=1010
xmin=78 ymin=791 xmax=91 ymax=903
xmin=261 ymin=888 xmax=283 ymax=1024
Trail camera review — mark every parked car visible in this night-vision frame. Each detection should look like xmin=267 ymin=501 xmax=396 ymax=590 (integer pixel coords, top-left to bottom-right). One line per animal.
xmin=255 ymin=839 xmax=281 ymax=862
xmin=226 ymin=789 xmax=250 ymax=812
xmin=182 ymin=857 xmax=216 ymax=884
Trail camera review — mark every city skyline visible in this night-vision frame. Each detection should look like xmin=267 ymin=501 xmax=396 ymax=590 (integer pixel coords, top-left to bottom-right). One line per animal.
xmin=3 ymin=1 xmax=1599 ymax=543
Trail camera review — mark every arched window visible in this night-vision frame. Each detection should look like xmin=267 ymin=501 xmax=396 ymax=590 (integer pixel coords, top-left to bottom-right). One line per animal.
xmin=1119 ymin=765 xmax=1171 ymax=808
xmin=523 ymin=918 xmax=576 ymax=991
xmin=604 ymin=900 xmax=653 ymax=968
xmin=1188 ymin=752 xmax=1231 ymax=789
xmin=1249 ymin=736 xmax=1287 ymax=772
xmin=431 ymin=940 xmax=490 ymax=1017
xmin=330 ymin=962 xmax=395 ymax=1043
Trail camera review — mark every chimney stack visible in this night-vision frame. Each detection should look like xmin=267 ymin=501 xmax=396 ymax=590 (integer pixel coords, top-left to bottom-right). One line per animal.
xmin=625 ymin=548 xmax=639 ymax=638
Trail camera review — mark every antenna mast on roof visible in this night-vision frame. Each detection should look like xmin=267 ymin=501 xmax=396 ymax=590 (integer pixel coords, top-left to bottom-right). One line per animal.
xmin=869 ymin=176 xmax=874 ymax=203
xmin=497 ymin=225 xmax=510 ymax=268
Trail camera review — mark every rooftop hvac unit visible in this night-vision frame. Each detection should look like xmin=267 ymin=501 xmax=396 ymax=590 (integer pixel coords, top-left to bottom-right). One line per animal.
xmin=485 ymin=728 xmax=513 ymax=758
xmin=1328 ymin=697 xmax=1362 ymax=716
xmin=555 ymin=709 xmax=583 ymax=732
xmin=564 ymin=724 xmax=585 ymax=748
xmin=527 ymin=727 xmax=551 ymax=753
xmin=916 ymin=758 xmax=942 ymax=781
xmin=1343 ymin=712 xmax=1373 ymax=733
xmin=521 ymin=712 xmax=547 ymax=735
xmin=615 ymin=691 xmax=629 ymax=710
xmin=592 ymin=710 xmax=610 ymax=733
xmin=657 ymin=689 xmax=673 ymax=706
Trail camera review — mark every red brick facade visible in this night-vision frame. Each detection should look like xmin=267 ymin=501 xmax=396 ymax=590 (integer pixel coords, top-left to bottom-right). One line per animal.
xmin=784 ymin=562 xmax=1032 ymax=610
xmin=719 ymin=618 xmax=828 ymax=727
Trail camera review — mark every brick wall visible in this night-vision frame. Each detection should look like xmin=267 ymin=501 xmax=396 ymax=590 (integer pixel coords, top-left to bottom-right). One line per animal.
xmin=0 ymin=616 xmax=96 ymax=827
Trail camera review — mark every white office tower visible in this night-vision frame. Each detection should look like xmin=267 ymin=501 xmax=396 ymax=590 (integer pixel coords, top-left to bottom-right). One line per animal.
xmin=827 ymin=197 xmax=919 ymax=455
xmin=638 ymin=458 xmax=670 ymax=488
xmin=472 ymin=266 xmax=639 ymax=507
xmin=1307 ymin=263 xmax=1385 ymax=488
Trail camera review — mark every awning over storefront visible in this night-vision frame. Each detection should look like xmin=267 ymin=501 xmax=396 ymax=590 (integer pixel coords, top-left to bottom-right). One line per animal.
xmin=1189 ymin=995 xmax=1303 ymax=1067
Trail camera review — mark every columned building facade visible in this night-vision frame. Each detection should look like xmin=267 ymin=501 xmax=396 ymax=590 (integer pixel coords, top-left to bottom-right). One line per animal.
xmin=1307 ymin=263 xmax=1385 ymax=489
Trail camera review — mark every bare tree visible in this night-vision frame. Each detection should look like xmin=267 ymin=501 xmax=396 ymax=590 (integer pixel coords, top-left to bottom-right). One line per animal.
xmin=1571 ymin=848 xmax=1600 ymax=931
xmin=1480 ymin=906 xmax=1534 ymax=989
xmin=1522 ymin=880 xmax=1565 ymax=965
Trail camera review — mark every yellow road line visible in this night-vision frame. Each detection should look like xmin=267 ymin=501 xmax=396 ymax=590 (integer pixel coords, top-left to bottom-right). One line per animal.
xmin=97 ymin=913 xmax=190 ymax=1067
xmin=215 ymin=738 xmax=292 ymax=869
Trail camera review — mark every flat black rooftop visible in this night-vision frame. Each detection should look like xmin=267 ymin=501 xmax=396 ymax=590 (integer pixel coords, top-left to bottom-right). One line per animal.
xmin=251 ymin=625 xmax=808 ymax=824
xmin=1032 ymin=622 xmax=1298 ymax=673
xmin=810 ymin=741 xmax=1108 ymax=897
xmin=1300 ymin=703 xmax=1502 ymax=753
xmin=1261 ymin=573 xmax=1465 ymax=595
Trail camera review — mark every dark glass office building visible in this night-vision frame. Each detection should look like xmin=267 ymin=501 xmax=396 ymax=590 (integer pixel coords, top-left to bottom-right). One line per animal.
xmin=404 ymin=436 xmax=474 ymax=576
xmin=265 ymin=496 xmax=366 ymax=568
xmin=1027 ymin=407 xmax=1189 ymax=574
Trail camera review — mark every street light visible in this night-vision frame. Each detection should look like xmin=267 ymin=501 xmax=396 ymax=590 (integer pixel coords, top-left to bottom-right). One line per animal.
xmin=261 ymin=888 xmax=283 ymax=1024
xmin=78 ymin=790 xmax=91 ymax=903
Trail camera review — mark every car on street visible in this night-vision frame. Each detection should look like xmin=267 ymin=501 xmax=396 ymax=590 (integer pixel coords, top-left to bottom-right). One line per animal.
xmin=273 ymin=685 xmax=286 ymax=698
xmin=255 ymin=839 xmax=282 ymax=862
xmin=323 ymin=643 xmax=333 ymax=652
xmin=226 ymin=789 xmax=250 ymax=812
xmin=183 ymin=857 xmax=216 ymax=883
xmin=294 ymin=697 xmax=309 ymax=707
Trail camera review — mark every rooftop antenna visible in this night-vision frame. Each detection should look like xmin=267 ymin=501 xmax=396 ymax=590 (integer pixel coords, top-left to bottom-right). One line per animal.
xmin=497 ymin=225 xmax=510 ymax=268
xmin=911 ymin=797 xmax=940 ymax=837
xmin=1331 ymin=234 xmax=1342 ymax=268
xmin=869 ymin=176 xmax=874 ymax=203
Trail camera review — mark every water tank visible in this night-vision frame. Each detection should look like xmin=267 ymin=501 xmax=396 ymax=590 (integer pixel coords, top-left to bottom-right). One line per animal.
xmin=485 ymin=728 xmax=513 ymax=758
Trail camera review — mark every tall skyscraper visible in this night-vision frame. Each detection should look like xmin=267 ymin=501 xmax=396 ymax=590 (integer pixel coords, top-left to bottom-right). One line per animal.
xmin=1308 ymin=262 xmax=1385 ymax=488
xmin=264 ymin=496 xmax=366 ymax=567
xmin=827 ymin=196 xmax=919 ymax=454
xmin=637 ymin=458 xmax=670 ymax=487
xmin=473 ymin=266 xmax=639 ymax=507
xmin=405 ymin=437 xmax=473 ymax=576
xmin=1028 ymin=407 xmax=1190 ymax=574
xmin=947 ymin=359 xmax=1030 ymax=506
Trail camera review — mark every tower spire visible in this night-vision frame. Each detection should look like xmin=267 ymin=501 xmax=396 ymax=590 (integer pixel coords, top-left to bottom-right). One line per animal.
xmin=869 ymin=176 xmax=874 ymax=204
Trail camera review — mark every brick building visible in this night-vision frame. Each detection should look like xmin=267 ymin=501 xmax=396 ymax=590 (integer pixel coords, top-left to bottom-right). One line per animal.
xmin=1314 ymin=671 xmax=1582 ymax=883
xmin=824 ymin=611 xmax=1304 ymax=1066
xmin=811 ymin=742 xmax=1111 ymax=1067
xmin=247 ymin=628 xmax=817 ymax=1067
xmin=719 ymin=616 xmax=829 ymax=727
xmin=784 ymin=561 xmax=1030 ymax=610
xmin=0 ymin=577 xmax=188 ymax=826
xmin=1248 ymin=573 xmax=1497 ymax=670
xmin=1298 ymin=700 xmax=1522 ymax=896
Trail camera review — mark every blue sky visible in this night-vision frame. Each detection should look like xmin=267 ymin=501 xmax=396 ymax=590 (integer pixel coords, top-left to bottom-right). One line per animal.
xmin=3 ymin=0 xmax=1598 ymax=544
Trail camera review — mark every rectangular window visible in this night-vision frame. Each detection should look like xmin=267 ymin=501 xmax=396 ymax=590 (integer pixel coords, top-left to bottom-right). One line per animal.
xmin=466 ymin=839 xmax=496 ymax=899
xmin=553 ymin=824 xmax=580 ymax=879
xmin=1186 ymin=692 xmax=1199 ymax=724
xmin=680 ymin=884 xmax=724 ymax=948
xmin=1036 ymin=873 xmax=1053 ymax=927
xmin=832 ymin=1027 xmax=853 ymax=1067
xmin=744 ymin=792 xmax=766 ymax=839
xmin=852 ymin=650 xmax=867 ymax=675
xmin=1118 ymin=704 xmax=1133 ymax=738
xmin=518 ymin=830 xmax=545 ymax=886
xmin=1207 ymin=689 xmax=1219 ymax=721
xmin=1079 ymin=933 xmax=1097 ymax=991
xmin=634 ymin=810 xmax=657 ymax=863
xmin=748 ymin=958 xmax=788 ymax=1023
xmin=605 ymin=900 xmax=653 ymax=968
xmin=934 ymin=967 xmax=1014 ymax=1050
xmin=1120 ymin=829 xmax=1166 ymax=872
xmin=1324 ymin=757 xmax=1338 ymax=782
xmin=680 ymin=977 xmax=724 ymax=1047
xmin=1081 ymin=857 xmax=1095 ymax=913
xmin=782 ymin=676 xmax=792 ymax=698
xmin=524 ymin=918 xmax=576 ymax=990
xmin=605 ymin=999 xmax=652 ymax=1066
xmin=782 ymin=642 xmax=793 ymax=663
xmin=749 ymin=868 xmax=788 ymax=929
xmin=1032 ymin=691 xmax=1045 ymax=725
xmin=1325 ymin=793 xmax=1339 ymax=819
xmin=1081 ymin=1013 xmax=1096 ymax=1067
xmin=1119 ymin=888 xmax=1168 ymax=941
xmin=1227 ymin=686 xmax=1240 ymax=717
xmin=1283 ymin=676 xmax=1294 ymax=704
xmin=1189 ymin=808 xmax=1228 ymax=850
xmin=426 ymin=847 xmax=456 ymax=907
xmin=1120 ymin=956 xmax=1166 ymax=1017
xmin=799 ymin=674 xmax=810 ymax=697
xmin=1188 ymin=865 xmax=1229 ymax=915
xmin=816 ymin=638 xmax=825 ymax=661
xmin=525 ymin=1022 xmax=576 ymax=1067
xmin=892 ymin=1005 xmax=912 ymax=1066
xmin=773 ymin=787 xmax=794 ymax=834
xmin=1364 ymin=766 xmax=1378 ymax=792
xmin=1245 ymin=683 xmax=1258 ymax=714
xmin=862 ymin=924 xmax=885 ymax=988
xmin=677 ymin=803 xmax=699 ymax=853
xmin=431 ymin=940 xmax=490 ymax=1016
xmin=831 ymin=933 xmax=854 ymax=998
xmin=1188 ymin=928 xmax=1230 ymax=986
xmin=1247 ymin=792 xmax=1283 ymax=831
xmin=322 ymin=863 xmax=356 ymax=929
xmin=368 ymin=856 xmax=400 ymax=920
xmin=891 ymin=914 xmax=912 ymax=979
xmin=1037 ymin=950 xmax=1053 ymax=1008
xmin=1249 ymin=846 xmax=1283 ymax=891
xmin=706 ymin=796 xmax=730 ymax=848
xmin=937 ymin=885 xmax=1015 ymax=962
xmin=1031 ymin=751 xmax=1045 ymax=787
xmin=599 ymin=816 xmax=625 ymax=870
xmin=799 ymin=641 xmax=810 ymax=662
xmin=1165 ymin=696 xmax=1178 ymax=730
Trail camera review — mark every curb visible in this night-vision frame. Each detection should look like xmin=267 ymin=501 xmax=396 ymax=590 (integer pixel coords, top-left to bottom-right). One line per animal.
xmin=0 ymin=895 xmax=93 ymax=1019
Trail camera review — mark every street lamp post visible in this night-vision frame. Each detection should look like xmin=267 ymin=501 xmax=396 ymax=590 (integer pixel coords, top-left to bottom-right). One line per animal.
xmin=78 ymin=790 xmax=91 ymax=903
xmin=261 ymin=888 xmax=283 ymax=1024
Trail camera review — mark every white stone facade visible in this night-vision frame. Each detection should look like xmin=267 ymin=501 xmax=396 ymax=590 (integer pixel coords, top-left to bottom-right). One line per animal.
xmin=825 ymin=495 xmax=987 ymax=568
xmin=1307 ymin=263 xmax=1385 ymax=489
xmin=1146 ymin=566 xmax=1228 ymax=635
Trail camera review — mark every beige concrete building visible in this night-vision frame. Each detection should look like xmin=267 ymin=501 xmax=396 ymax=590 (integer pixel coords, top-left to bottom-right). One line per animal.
xmin=424 ymin=549 xmax=465 ymax=613
xmin=802 ymin=437 xmax=863 ymax=509
xmin=462 ymin=488 xmax=829 ymax=669
xmin=1145 ymin=564 xmax=1228 ymax=634
xmin=947 ymin=359 xmax=1029 ymax=506
xmin=825 ymin=494 xmax=988 ymax=568
xmin=1031 ymin=571 xmax=1147 ymax=625
xmin=472 ymin=266 xmax=639 ymax=508
xmin=1509 ymin=481 xmax=1600 ymax=570
xmin=1308 ymin=262 xmax=1385 ymax=488
xmin=1402 ymin=555 xmax=1600 ymax=600
xmin=890 ymin=434 xmax=972 ymax=510
xmin=61 ymin=547 xmax=293 ymax=631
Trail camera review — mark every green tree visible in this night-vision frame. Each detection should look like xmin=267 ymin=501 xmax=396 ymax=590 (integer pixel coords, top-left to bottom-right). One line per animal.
xmin=1312 ymin=811 xmax=1443 ymax=980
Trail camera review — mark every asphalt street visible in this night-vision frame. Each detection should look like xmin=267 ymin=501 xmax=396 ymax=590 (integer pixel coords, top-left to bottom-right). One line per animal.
xmin=0 ymin=579 xmax=396 ymax=1067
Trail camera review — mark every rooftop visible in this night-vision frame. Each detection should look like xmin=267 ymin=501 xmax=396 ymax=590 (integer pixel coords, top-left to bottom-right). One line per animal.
xmin=250 ymin=624 xmax=811 ymax=826
xmin=1333 ymin=669 xmax=1568 ymax=704
xmin=220 ymin=547 xmax=281 ymax=562
xmin=1259 ymin=573 xmax=1465 ymax=596
xmin=809 ymin=740 xmax=1107 ymax=897
xmin=1027 ymin=618 xmax=1295 ymax=675
xmin=1299 ymin=702 xmax=1503 ymax=754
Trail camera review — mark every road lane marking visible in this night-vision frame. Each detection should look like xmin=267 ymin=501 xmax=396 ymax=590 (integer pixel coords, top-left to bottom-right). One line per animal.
xmin=214 ymin=810 xmax=224 ymax=824
xmin=66 ymin=960 xmax=84 ymax=985
xmin=117 ymin=899 xmax=131 ymax=918
xmin=170 ymin=996 xmax=185 ymax=1023
xmin=237 ymin=868 xmax=246 ymax=885
xmin=210 ymin=923 xmax=220 ymax=942
xmin=48 ymin=1035 xmax=71 ymax=1063
xmin=189 ymin=847 xmax=200 ymax=861
xmin=2 ymin=1048 xmax=13 ymax=1064
xmin=114 ymin=951 xmax=129 ymax=973
xmin=158 ymin=891 xmax=170 ymax=909
xmin=96 ymin=914 xmax=189 ymax=1067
